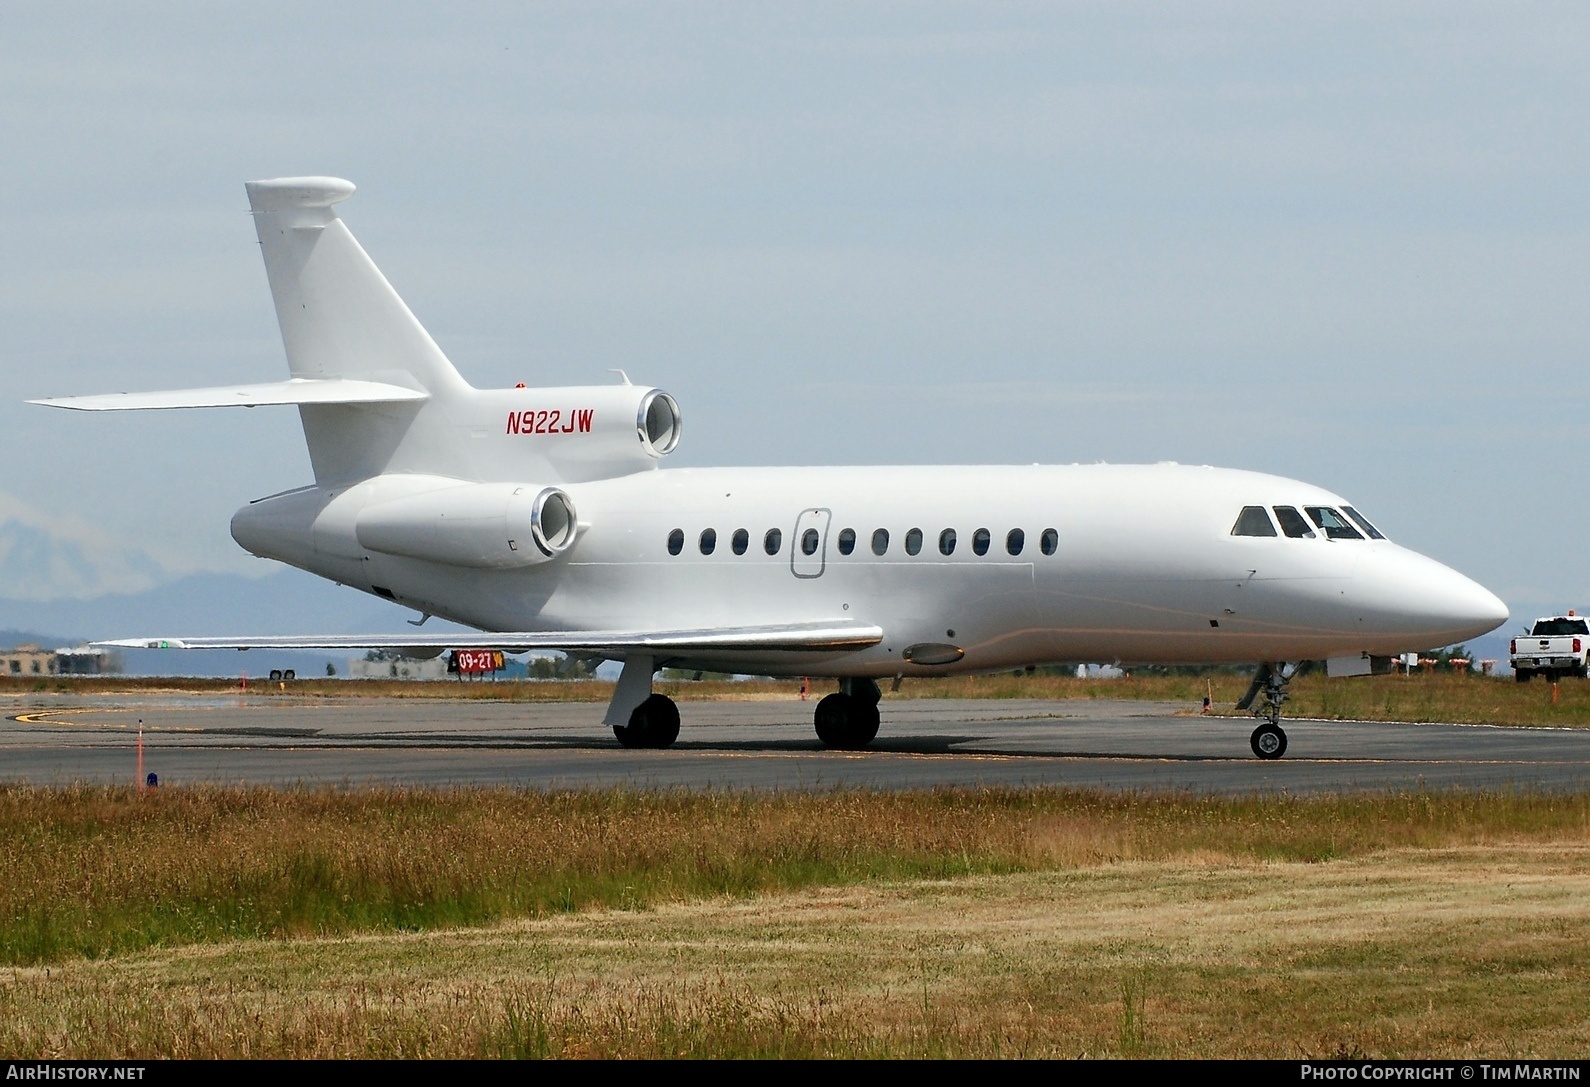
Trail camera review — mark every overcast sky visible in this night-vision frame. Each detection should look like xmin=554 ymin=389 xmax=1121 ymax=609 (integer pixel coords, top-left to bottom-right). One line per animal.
xmin=2 ymin=2 xmax=1587 ymax=629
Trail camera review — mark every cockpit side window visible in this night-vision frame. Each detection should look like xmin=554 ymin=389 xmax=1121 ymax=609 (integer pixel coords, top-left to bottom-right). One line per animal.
xmin=1230 ymin=506 xmax=1278 ymax=537
xmin=1342 ymin=506 xmax=1386 ymax=540
xmin=1305 ymin=506 xmax=1364 ymax=540
xmin=1272 ymin=506 xmax=1315 ymax=539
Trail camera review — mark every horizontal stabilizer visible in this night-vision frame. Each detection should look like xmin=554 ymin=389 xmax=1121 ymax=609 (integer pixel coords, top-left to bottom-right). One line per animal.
xmin=30 ymin=378 xmax=428 ymax=412
xmin=95 ymin=620 xmax=884 ymax=656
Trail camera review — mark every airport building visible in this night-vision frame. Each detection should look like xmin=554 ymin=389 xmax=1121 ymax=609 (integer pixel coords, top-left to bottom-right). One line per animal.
xmin=346 ymin=655 xmax=450 ymax=681
xmin=0 ymin=644 xmax=117 ymax=676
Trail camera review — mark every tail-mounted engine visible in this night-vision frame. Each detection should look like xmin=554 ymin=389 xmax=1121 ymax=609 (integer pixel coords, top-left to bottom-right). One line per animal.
xmin=355 ymin=482 xmax=578 ymax=569
xmin=490 ymin=384 xmax=681 ymax=482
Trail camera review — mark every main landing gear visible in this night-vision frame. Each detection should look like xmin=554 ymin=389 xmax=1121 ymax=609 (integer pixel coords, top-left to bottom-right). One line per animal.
xmin=601 ymin=657 xmax=886 ymax=752
xmin=814 ymin=678 xmax=881 ymax=750
xmin=1235 ymin=662 xmax=1307 ymax=760
xmin=615 ymin=693 xmax=680 ymax=749
xmin=605 ymin=654 xmax=681 ymax=749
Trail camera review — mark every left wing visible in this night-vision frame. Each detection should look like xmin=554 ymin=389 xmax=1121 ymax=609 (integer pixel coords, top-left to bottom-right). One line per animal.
xmin=95 ymin=620 xmax=883 ymax=656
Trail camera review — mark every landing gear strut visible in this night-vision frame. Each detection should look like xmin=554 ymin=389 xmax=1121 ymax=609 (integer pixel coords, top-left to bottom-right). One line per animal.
xmin=1235 ymin=662 xmax=1306 ymax=760
xmin=605 ymin=654 xmax=680 ymax=749
xmin=815 ymin=678 xmax=881 ymax=749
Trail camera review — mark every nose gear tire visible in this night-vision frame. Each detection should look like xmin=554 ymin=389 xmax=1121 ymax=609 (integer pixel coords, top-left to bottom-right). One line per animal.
xmin=814 ymin=692 xmax=880 ymax=749
xmin=1250 ymin=722 xmax=1287 ymax=760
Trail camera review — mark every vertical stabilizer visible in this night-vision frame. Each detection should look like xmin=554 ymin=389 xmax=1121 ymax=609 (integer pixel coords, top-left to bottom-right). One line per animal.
xmin=246 ymin=177 xmax=469 ymax=394
xmin=246 ymin=177 xmax=472 ymax=483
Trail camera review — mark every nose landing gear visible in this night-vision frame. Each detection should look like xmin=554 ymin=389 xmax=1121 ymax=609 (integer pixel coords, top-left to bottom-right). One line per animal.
xmin=1249 ymin=721 xmax=1287 ymax=759
xmin=814 ymin=678 xmax=882 ymax=749
xmin=1236 ymin=662 xmax=1306 ymax=759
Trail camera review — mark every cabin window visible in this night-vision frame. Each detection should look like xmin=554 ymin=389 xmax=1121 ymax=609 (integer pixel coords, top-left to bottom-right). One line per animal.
xmin=1006 ymin=528 xmax=1025 ymax=556
xmin=667 ymin=529 xmax=684 ymax=555
xmin=801 ymin=528 xmax=821 ymax=556
xmin=699 ymin=528 xmax=717 ymax=555
xmin=1272 ymin=506 xmax=1315 ymax=538
xmin=939 ymin=528 xmax=957 ymax=556
xmin=1230 ymin=506 xmax=1278 ymax=537
xmin=1040 ymin=528 xmax=1058 ymax=555
xmin=764 ymin=528 xmax=782 ymax=555
xmin=1342 ymin=506 xmax=1386 ymax=540
xmin=731 ymin=528 xmax=749 ymax=555
xmin=905 ymin=528 xmax=923 ymax=556
xmin=837 ymin=528 xmax=856 ymax=555
xmin=1305 ymin=506 xmax=1363 ymax=540
xmin=872 ymin=528 xmax=890 ymax=555
xmin=972 ymin=528 xmax=991 ymax=556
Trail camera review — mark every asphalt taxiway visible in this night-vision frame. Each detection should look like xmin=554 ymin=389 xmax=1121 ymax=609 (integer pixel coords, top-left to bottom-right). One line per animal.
xmin=3 ymin=693 xmax=1589 ymax=793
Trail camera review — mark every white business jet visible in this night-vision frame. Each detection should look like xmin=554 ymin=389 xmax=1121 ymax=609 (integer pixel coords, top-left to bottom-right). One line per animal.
xmin=33 ymin=178 xmax=1508 ymax=759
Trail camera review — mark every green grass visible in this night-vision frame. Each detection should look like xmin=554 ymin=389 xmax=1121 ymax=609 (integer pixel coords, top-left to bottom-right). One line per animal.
xmin=3 ymin=785 xmax=1588 ymax=967
xmin=5 ymin=851 xmax=1589 ymax=1058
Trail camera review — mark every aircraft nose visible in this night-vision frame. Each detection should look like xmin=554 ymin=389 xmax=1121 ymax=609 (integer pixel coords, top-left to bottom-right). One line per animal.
xmin=1356 ymin=548 xmax=1509 ymax=644
xmin=1436 ymin=569 xmax=1509 ymax=638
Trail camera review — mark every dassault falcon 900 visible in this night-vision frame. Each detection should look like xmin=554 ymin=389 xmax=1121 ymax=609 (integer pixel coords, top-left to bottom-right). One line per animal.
xmin=33 ymin=177 xmax=1509 ymax=759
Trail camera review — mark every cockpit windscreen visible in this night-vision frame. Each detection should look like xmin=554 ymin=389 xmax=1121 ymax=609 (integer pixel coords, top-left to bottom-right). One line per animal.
xmin=1305 ymin=506 xmax=1364 ymax=540
xmin=1341 ymin=506 xmax=1386 ymax=540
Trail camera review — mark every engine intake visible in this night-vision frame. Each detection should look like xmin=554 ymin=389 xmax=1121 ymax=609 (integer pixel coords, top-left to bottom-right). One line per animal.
xmin=638 ymin=389 xmax=681 ymax=457
xmin=486 ymin=383 xmax=682 ymax=482
xmin=355 ymin=482 xmax=578 ymax=569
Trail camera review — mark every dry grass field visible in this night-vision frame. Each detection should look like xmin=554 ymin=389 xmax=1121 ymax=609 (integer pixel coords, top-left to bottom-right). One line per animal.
xmin=6 ymin=851 xmax=1587 ymax=1059
xmin=7 ymin=670 xmax=1590 ymax=729
xmin=2 ymin=787 xmax=1588 ymax=1057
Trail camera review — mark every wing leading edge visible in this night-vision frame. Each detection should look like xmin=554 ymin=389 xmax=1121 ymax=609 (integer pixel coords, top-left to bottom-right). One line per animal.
xmin=95 ymin=620 xmax=884 ymax=656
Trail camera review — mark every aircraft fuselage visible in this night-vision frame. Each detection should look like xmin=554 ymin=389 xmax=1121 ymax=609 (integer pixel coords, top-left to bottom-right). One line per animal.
xmin=232 ymin=461 xmax=1507 ymax=678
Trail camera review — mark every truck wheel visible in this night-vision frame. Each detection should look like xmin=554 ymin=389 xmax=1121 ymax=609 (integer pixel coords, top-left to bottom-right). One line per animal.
xmin=1515 ymin=669 xmax=1532 ymax=683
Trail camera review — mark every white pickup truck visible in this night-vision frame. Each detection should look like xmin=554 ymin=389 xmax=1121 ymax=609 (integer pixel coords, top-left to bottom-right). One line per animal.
xmin=1510 ymin=614 xmax=1590 ymax=682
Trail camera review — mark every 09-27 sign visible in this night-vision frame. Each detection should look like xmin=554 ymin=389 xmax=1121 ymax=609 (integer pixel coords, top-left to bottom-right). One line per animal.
xmin=450 ymin=649 xmax=505 ymax=674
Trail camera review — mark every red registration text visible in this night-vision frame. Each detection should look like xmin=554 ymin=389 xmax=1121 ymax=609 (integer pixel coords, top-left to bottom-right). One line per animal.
xmin=506 ymin=409 xmax=594 ymax=435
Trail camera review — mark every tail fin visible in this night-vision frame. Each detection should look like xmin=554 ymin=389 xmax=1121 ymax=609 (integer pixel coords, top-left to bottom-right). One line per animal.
xmin=246 ymin=177 xmax=472 ymax=482
xmin=247 ymin=177 xmax=470 ymax=394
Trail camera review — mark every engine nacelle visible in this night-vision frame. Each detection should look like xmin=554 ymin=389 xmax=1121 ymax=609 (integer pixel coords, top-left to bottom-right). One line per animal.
xmin=355 ymin=481 xmax=577 ymax=569
xmin=484 ymin=384 xmax=681 ymax=482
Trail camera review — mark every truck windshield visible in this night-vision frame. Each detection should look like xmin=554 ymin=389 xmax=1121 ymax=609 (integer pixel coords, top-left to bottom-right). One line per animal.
xmin=1532 ymin=618 xmax=1589 ymax=636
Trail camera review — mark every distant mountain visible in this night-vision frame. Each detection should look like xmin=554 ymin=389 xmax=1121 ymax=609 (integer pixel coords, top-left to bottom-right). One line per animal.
xmin=0 ymin=628 xmax=75 ymax=650
xmin=0 ymin=567 xmax=478 ymax=677
xmin=0 ymin=495 xmax=167 ymax=601
xmin=0 ymin=567 xmax=437 ymax=641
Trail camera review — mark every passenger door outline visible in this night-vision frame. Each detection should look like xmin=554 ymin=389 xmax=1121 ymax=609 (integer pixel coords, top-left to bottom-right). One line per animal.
xmin=790 ymin=508 xmax=831 ymax=579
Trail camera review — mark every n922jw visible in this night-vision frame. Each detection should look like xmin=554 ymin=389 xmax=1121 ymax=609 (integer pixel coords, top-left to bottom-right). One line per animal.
xmin=33 ymin=177 xmax=1509 ymax=759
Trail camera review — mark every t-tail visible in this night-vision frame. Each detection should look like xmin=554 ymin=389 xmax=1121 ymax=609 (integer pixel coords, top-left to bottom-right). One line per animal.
xmin=31 ymin=176 xmax=683 ymax=489
xmin=245 ymin=177 xmax=472 ymax=484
